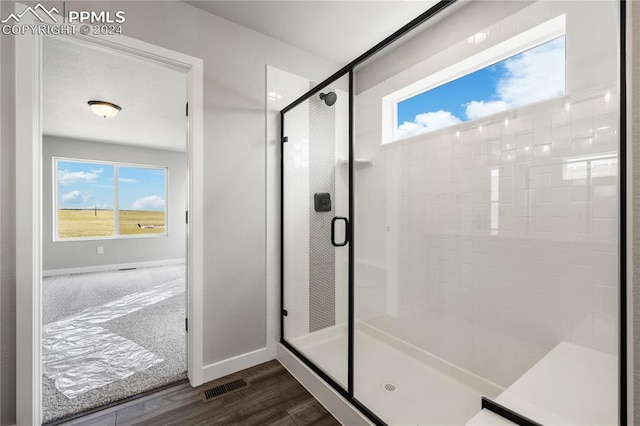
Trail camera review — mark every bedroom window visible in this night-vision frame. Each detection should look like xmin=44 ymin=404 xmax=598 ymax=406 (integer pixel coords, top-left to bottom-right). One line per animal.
xmin=54 ymin=158 xmax=167 ymax=240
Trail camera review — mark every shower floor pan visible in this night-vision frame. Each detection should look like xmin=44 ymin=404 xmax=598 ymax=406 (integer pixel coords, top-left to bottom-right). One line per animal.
xmin=289 ymin=322 xmax=502 ymax=425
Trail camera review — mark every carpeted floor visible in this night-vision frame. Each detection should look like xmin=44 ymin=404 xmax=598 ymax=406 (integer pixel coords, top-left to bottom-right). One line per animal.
xmin=42 ymin=264 xmax=187 ymax=424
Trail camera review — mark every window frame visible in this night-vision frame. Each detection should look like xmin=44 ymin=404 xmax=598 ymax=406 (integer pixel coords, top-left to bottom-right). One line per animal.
xmin=382 ymin=14 xmax=567 ymax=145
xmin=53 ymin=157 xmax=169 ymax=241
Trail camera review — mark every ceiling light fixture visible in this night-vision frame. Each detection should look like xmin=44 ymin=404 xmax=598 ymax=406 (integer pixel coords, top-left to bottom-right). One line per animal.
xmin=88 ymin=100 xmax=121 ymax=118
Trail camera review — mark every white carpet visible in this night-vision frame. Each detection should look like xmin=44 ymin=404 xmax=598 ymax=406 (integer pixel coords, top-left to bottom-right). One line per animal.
xmin=42 ymin=264 xmax=187 ymax=424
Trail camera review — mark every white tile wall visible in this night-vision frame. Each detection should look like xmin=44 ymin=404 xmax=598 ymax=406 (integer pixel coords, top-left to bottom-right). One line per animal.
xmin=354 ymin=1 xmax=620 ymax=389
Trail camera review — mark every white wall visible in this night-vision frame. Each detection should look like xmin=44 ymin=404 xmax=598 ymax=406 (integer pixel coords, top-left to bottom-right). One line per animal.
xmin=57 ymin=0 xmax=337 ymax=368
xmin=0 ymin=1 xmax=339 ymax=423
xmin=42 ymin=136 xmax=187 ymax=272
xmin=0 ymin=1 xmax=16 ymax=423
xmin=354 ymin=0 xmax=620 ymax=389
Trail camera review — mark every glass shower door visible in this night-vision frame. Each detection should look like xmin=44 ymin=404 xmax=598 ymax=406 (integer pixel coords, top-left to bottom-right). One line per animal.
xmin=281 ymin=76 xmax=350 ymax=389
xmin=352 ymin=1 xmax=622 ymax=425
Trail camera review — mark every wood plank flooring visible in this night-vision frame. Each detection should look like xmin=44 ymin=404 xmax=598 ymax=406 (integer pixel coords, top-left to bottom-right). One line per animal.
xmin=59 ymin=360 xmax=340 ymax=426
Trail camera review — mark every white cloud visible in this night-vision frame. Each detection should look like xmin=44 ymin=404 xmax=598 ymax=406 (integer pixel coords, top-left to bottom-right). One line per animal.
xmin=465 ymin=100 xmax=509 ymax=120
xmin=61 ymin=190 xmax=82 ymax=203
xmin=463 ymin=38 xmax=565 ymax=121
xmin=414 ymin=111 xmax=462 ymax=128
xmin=58 ymin=167 xmax=104 ymax=185
xmin=496 ymin=37 xmax=565 ymax=108
xmin=118 ymin=178 xmax=137 ymax=183
xmin=396 ymin=120 xmax=426 ymax=139
xmin=396 ymin=110 xmax=462 ymax=139
xmin=132 ymin=195 xmax=165 ymax=211
xmin=61 ymin=190 xmax=92 ymax=204
xmin=395 ymin=37 xmax=565 ymax=139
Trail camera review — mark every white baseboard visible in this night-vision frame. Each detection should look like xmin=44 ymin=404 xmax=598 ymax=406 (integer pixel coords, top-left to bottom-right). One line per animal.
xmin=201 ymin=347 xmax=273 ymax=384
xmin=277 ymin=343 xmax=372 ymax=426
xmin=43 ymin=258 xmax=185 ymax=277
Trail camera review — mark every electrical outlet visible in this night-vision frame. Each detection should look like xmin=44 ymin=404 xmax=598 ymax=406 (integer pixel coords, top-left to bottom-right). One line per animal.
xmin=97 ymin=247 xmax=104 ymax=254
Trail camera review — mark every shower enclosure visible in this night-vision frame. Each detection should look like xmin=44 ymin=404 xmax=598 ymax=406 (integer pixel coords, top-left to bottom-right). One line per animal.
xmin=281 ymin=1 xmax=626 ymax=424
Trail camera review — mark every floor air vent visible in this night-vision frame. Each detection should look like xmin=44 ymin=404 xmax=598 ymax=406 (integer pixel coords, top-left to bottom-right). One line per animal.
xmin=202 ymin=378 xmax=249 ymax=402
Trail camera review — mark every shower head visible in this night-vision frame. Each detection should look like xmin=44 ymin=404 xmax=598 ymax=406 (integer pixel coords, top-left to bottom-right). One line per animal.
xmin=319 ymin=91 xmax=337 ymax=106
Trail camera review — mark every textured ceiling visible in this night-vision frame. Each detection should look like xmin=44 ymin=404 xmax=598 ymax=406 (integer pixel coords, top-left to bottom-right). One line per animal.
xmin=43 ymin=36 xmax=188 ymax=152
xmin=183 ymin=1 xmax=437 ymax=65
xmin=43 ymin=2 xmax=437 ymax=149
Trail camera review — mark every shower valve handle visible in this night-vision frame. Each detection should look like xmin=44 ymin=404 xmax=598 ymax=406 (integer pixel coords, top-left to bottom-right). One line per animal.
xmin=331 ymin=216 xmax=349 ymax=247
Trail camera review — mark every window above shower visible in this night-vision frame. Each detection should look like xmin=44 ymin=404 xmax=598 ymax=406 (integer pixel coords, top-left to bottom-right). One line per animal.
xmin=381 ymin=14 xmax=566 ymax=144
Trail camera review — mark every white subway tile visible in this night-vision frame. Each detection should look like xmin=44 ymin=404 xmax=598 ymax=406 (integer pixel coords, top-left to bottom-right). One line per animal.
xmin=551 ymin=246 xmax=572 ymax=278
xmin=551 ymin=187 xmax=571 ymax=216
xmin=571 ymin=136 xmax=594 ymax=156
xmin=502 ymin=132 xmax=517 ymax=151
xmin=570 ymin=266 xmax=593 ymax=298
xmin=568 ymin=296 xmax=593 ymax=347
xmin=592 ymin=317 xmax=617 ymax=355
xmin=503 ymin=149 xmax=516 ymax=164
xmin=514 ymin=190 xmax=530 ymax=217
xmin=551 ymin=124 xmax=572 ymax=156
xmin=571 ymin=117 xmax=594 ymax=140
xmin=592 ymin=250 xmax=618 ymax=287
xmin=592 ymin=218 xmax=618 ymax=242
xmin=515 ymin=115 xmax=533 ymax=134
xmin=533 ymin=114 xmax=552 ymax=146
xmin=531 ymin=203 xmax=552 ymax=233
xmin=593 ymin=285 xmax=618 ymax=320
xmin=592 ymin=184 xmax=617 ymax=219
xmin=570 ymin=242 xmax=593 ymax=265
xmin=484 ymin=122 xmax=502 ymax=140
xmin=570 ymin=201 xmax=591 ymax=234
xmin=571 ymin=182 xmax=591 ymax=203
xmin=551 ymin=216 xmax=571 ymax=240
xmin=533 ymin=144 xmax=552 ymax=163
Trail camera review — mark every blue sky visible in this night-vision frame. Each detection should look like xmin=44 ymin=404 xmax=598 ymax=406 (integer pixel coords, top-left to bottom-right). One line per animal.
xmin=119 ymin=167 xmax=166 ymax=211
xmin=57 ymin=161 xmax=166 ymax=211
xmin=396 ymin=36 xmax=566 ymax=139
xmin=398 ymin=66 xmax=498 ymax=125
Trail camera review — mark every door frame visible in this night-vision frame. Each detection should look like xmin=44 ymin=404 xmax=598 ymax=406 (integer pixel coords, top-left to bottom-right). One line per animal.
xmin=15 ymin=6 xmax=205 ymax=424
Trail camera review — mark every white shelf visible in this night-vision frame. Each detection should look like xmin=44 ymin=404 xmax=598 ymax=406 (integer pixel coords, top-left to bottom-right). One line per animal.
xmin=337 ymin=158 xmax=373 ymax=168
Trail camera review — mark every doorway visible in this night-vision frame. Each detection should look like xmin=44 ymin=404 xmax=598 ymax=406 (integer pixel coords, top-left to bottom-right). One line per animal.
xmin=41 ymin=35 xmax=188 ymax=423
xmin=14 ymin=12 xmax=205 ymax=425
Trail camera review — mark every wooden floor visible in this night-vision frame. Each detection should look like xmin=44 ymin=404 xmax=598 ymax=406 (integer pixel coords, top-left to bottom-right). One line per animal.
xmin=60 ymin=360 xmax=340 ymax=426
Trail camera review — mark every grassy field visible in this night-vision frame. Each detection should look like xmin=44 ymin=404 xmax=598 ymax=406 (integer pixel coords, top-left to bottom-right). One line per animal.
xmin=119 ymin=210 xmax=166 ymax=235
xmin=58 ymin=209 xmax=165 ymax=238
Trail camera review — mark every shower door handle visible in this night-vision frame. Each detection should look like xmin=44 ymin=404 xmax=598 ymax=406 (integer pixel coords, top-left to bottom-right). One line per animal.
xmin=331 ymin=216 xmax=349 ymax=247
